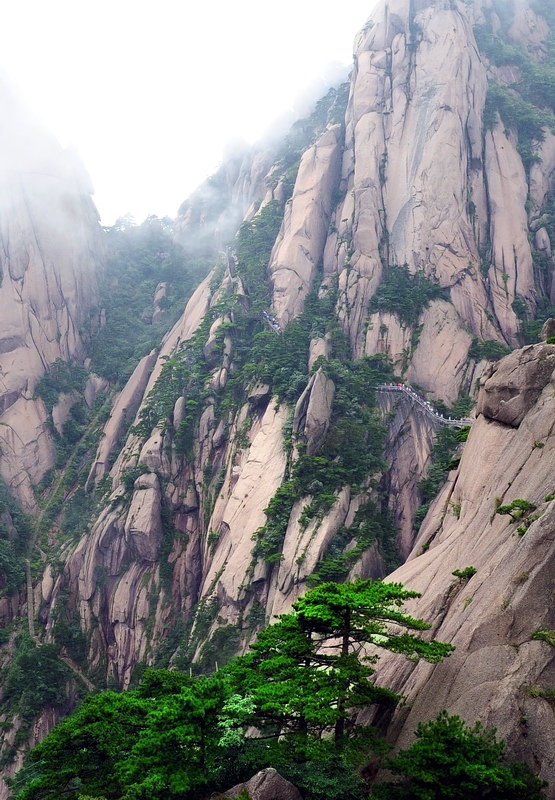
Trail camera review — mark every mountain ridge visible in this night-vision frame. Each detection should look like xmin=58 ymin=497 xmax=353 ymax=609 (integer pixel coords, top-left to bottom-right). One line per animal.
xmin=1 ymin=0 xmax=555 ymax=793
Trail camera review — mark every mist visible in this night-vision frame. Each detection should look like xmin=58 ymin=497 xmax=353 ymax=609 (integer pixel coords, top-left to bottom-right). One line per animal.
xmin=0 ymin=1 xmax=376 ymax=224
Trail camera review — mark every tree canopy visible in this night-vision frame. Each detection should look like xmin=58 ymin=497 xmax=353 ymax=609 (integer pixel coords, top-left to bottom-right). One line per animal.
xmin=228 ymin=580 xmax=453 ymax=744
xmin=372 ymin=710 xmax=547 ymax=799
xmin=11 ymin=581 xmax=542 ymax=800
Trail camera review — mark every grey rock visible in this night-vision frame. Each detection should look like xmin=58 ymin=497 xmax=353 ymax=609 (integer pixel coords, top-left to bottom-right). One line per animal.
xmin=476 ymin=344 xmax=555 ymax=426
xmin=225 ymin=768 xmax=302 ymax=800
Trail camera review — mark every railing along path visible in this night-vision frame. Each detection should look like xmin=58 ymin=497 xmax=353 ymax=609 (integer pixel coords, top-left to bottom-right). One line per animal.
xmin=376 ymin=384 xmax=473 ymax=428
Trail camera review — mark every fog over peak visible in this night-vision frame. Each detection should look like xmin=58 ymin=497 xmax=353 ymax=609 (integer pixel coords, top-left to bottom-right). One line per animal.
xmin=0 ymin=1 xmax=375 ymax=224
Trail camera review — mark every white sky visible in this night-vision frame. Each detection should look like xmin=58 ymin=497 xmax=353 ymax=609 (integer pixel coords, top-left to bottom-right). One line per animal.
xmin=0 ymin=1 xmax=377 ymax=225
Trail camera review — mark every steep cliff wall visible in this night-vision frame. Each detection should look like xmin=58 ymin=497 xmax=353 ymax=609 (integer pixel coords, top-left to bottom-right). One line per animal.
xmin=0 ymin=79 xmax=104 ymax=509
xmin=4 ymin=0 xmax=555 ymax=791
xmin=368 ymin=341 xmax=555 ymax=793
xmin=38 ymin=0 xmax=555 ymax=688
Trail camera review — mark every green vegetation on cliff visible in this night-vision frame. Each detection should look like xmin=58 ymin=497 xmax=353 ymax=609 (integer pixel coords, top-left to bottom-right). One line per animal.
xmin=252 ymin=354 xmax=394 ymax=564
xmin=373 ymin=711 xmax=546 ymax=799
xmin=88 ymin=215 xmax=210 ymax=385
xmin=13 ymin=580 xmax=455 ymax=800
xmin=368 ymin=264 xmax=446 ymax=328
xmin=13 ymin=579 xmax=545 ymax=800
xmin=476 ymin=8 xmax=555 ymax=172
xmin=0 ymin=480 xmax=32 ymax=597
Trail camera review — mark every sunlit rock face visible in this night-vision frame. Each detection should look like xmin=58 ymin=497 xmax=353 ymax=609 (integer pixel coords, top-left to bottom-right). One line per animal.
xmin=269 ymin=124 xmax=343 ymax=326
xmin=476 ymin=343 xmax=555 ymax=426
xmin=0 ymin=78 xmax=103 ymax=508
xmin=326 ymin=0 xmax=550 ymax=391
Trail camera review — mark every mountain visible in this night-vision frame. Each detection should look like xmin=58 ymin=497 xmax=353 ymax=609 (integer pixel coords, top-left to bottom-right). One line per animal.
xmin=1 ymin=0 xmax=555 ymax=794
xmin=0 ymin=79 xmax=104 ymax=510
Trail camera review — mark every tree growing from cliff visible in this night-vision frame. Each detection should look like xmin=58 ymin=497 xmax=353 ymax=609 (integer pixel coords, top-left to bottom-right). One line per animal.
xmin=227 ymin=580 xmax=454 ymax=747
xmin=496 ymin=498 xmax=537 ymax=522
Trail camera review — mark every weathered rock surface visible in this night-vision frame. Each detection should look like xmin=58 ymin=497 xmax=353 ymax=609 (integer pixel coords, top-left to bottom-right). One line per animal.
xmin=476 ymin=343 xmax=555 ymax=426
xmin=367 ymin=341 xmax=555 ymax=794
xmin=270 ymin=125 xmax=343 ymax=326
xmin=225 ymin=768 xmax=302 ymax=800
xmin=0 ymin=79 xmax=103 ymax=507
xmin=377 ymin=391 xmax=442 ymax=559
xmin=199 ymin=400 xmax=289 ymax=614
xmin=124 ymin=473 xmax=163 ymax=562
xmin=293 ymin=368 xmax=335 ymax=455
xmin=87 ymin=350 xmax=158 ymax=487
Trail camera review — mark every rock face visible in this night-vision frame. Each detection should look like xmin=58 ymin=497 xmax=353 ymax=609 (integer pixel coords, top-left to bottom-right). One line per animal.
xmin=377 ymin=391 xmax=442 ymax=559
xmin=367 ymin=340 xmax=555 ymax=793
xmin=270 ymin=125 xmax=343 ymax=326
xmin=0 ymin=79 xmax=103 ymax=508
xmin=225 ymin=768 xmax=302 ymax=800
xmin=476 ymin=344 xmax=555 ymax=427
xmin=293 ymin=368 xmax=335 ymax=455
xmin=5 ymin=0 xmax=555 ymax=793
xmin=86 ymin=350 xmax=158 ymax=487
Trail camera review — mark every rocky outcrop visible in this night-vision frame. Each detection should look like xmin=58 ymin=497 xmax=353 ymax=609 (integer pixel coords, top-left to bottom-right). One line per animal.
xmin=0 ymin=79 xmax=103 ymax=507
xmin=269 ymin=125 xmax=343 ymax=326
xmin=476 ymin=343 xmax=555 ymax=426
xmin=377 ymin=391 xmax=442 ymax=559
xmin=87 ymin=351 xmax=158 ymax=487
xmin=367 ymin=340 xmax=555 ymax=793
xmin=225 ymin=768 xmax=302 ymax=800
xmin=321 ymin=0 xmax=498 ymax=367
xmin=124 ymin=473 xmax=163 ymax=562
xmin=292 ymin=367 xmax=335 ymax=455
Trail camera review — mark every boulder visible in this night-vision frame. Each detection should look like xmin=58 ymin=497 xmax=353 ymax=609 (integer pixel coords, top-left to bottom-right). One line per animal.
xmin=476 ymin=343 xmax=555 ymax=426
xmin=540 ymin=318 xmax=555 ymax=342
xmin=247 ymin=383 xmax=271 ymax=407
xmin=225 ymin=768 xmax=302 ymax=800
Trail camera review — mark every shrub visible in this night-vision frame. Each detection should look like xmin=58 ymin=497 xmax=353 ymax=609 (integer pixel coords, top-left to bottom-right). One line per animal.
xmin=452 ymin=566 xmax=476 ymax=580
xmin=373 ymin=710 xmax=547 ymax=799
xmin=4 ymin=637 xmax=70 ymax=723
xmin=532 ymin=629 xmax=555 ymax=647
xmin=496 ymin=498 xmax=537 ymax=522
xmin=468 ymin=338 xmax=511 ymax=361
xmin=35 ymin=360 xmax=88 ymax=413
xmin=369 ymin=264 xmax=447 ymax=328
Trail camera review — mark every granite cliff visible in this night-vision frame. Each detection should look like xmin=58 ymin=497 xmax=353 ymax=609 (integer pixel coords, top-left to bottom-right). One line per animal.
xmin=1 ymin=0 xmax=555 ymax=794
xmin=0 ymin=79 xmax=104 ymax=510
xmin=59 ymin=0 xmax=555 ymax=682
xmin=368 ymin=340 xmax=555 ymax=791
